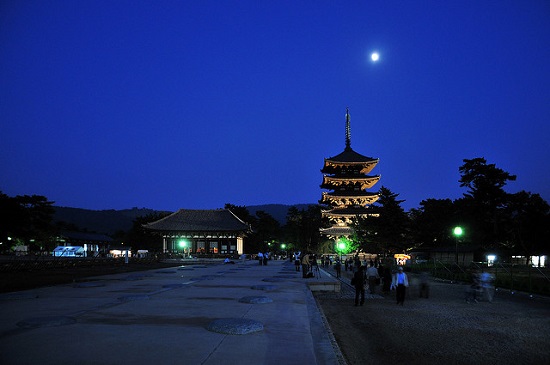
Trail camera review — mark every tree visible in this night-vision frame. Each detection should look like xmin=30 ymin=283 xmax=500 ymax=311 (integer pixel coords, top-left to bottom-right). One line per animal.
xmin=459 ymin=158 xmax=517 ymax=202
xmin=253 ymin=210 xmax=281 ymax=252
xmin=503 ymin=191 xmax=550 ymax=257
xmin=124 ymin=212 xmax=171 ymax=252
xmin=284 ymin=205 xmax=322 ymax=252
xmin=0 ymin=192 xmax=56 ymax=252
xmin=334 ymin=236 xmax=359 ymax=258
xmin=354 ymin=186 xmax=410 ymax=255
xmin=0 ymin=192 xmax=20 ymax=245
xmin=224 ymin=203 xmax=262 ymax=253
xmin=409 ymin=198 xmax=457 ymax=247
xmin=458 ymin=157 xmax=517 ymax=247
xmin=224 ymin=203 xmax=256 ymax=226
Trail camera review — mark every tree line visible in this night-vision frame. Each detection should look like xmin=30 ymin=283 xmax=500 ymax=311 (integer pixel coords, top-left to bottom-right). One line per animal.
xmin=352 ymin=158 xmax=549 ymax=260
xmin=1 ymin=157 xmax=548 ymax=258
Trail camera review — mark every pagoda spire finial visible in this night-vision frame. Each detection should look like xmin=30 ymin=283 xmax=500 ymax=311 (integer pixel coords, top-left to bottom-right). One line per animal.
xmin=345 ymin=107 xmax=351 ymax=150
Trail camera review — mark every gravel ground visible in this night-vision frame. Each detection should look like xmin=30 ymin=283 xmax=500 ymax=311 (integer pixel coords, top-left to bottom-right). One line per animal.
xmin=314 ymin=266 xmax=550 ymax=365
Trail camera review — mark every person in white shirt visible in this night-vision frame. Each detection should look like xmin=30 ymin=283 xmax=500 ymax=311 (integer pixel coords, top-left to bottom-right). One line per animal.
xmin=391 ymin=266 xmax=409 ymax=305
xmin=294 ymin=252 xmax=301 ymax=272
xmin=258 ymin=252 xmax=264 ymax=266
xmin=366 ymin=264 xmax=380 ymax=294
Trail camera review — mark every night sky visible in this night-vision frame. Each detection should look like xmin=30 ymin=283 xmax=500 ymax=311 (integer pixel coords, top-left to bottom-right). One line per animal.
xmin=1 ymin=1 xmax=549 ymax=212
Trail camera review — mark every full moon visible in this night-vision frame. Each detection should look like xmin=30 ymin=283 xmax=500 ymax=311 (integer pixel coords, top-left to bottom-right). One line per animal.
xmin=371 ymin=52 xmax=380 ymax=62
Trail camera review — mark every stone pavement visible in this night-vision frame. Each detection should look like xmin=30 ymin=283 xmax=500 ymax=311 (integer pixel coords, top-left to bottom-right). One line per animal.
xmin=0 ymin=259 xmax=345 ymax=365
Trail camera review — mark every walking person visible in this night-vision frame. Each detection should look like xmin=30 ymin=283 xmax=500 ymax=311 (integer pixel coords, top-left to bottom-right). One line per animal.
xmin=479 ymin=271 xmax=494 ymax=303
xmin=391 ymin=266 xmax=409 ymax=305
xmin=352 ymin=266 xmax=367 ymax=306
xmin=294 ymin=252 xmax=301 ymax=272
xmin=301 ymin=252 xmax=311 ymax=278
xmin=334 ymin=259 xmax=342 ymax=278
xmin=366 ymin=263 xmax=380 ymax=294
xmin=310 ymin=254 xmax=320 ymax=278
xmin=465 ymin=270 xmax=481 ymax=304
xmin=354 ymin=255 xmax=361 ymax=271
xmin=419 ymin=271 xmax=430 ymax=298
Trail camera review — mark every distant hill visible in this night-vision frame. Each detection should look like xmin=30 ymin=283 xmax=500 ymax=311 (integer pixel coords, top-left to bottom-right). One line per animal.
xmin=53 ymin=204 xmax=316 ymax=236
xmin=247 ymin=204 xmax=312 ymax=223
xmin=53 ymin=207 xmax=167 ymax=235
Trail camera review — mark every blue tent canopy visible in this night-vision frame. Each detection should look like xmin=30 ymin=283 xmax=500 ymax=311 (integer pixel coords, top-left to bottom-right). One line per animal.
xmin=53 ymin=246 xmax=85 ymax=257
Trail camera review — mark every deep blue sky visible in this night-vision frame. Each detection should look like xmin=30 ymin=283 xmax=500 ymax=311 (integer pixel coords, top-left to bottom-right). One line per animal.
xmin=1 ymin=1 xmax=549 ymax=212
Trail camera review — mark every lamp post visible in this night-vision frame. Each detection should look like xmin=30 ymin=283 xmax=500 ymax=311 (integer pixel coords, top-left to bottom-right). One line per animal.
xmin=453 ymin=226 xmax=463 ymax=265
xmin=337 ymin=240 xmax=347 ymax=262
xmin=178 ymin=239 xmax=189 ymax=258
xmin=280 ymin=243 xmax=286 ymax=259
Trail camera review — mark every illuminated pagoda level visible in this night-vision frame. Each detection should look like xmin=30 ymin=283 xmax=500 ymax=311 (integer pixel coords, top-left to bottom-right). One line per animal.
xmin=320 ymin=108 xmax=380 ymax=238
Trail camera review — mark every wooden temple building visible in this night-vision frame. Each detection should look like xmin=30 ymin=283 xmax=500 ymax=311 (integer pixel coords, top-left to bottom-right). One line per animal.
xmin=143 ymin=209 xmax=251 ymax=255
xmin=319 ymin=108 xmax=380 ymax=239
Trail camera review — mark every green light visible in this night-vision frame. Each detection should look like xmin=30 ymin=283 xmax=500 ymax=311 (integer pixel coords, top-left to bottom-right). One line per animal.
xmin=281 ymin=244 xmax=286 ymax=249
xmin=178 ymin=240 xmax=188 ymax=248
xmin=337 ymin=241 xmax=346 ymax=250
xmin=453 ymin=227 xmax=463 ymax=237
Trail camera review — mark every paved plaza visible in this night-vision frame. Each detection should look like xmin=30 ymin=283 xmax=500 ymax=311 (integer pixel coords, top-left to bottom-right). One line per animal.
xmin=0 ymin=259 xmax=343 ymax=365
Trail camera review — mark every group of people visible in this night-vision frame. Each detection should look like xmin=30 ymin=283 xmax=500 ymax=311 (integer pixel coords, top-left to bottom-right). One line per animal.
xmin=261 ymin=251 xmax=496 ymax=307
xmin=296 ymin=253 xmax=432 ymax=306
xmin=257 ymin=252 xmax=270 ymax=266
xmin=350 ymin=262 xmax=410 ymax=306
xmin=466 ymin=269 xmax=495 ymax=303
xmin=293 ymin=252 xmax=320 ymax=278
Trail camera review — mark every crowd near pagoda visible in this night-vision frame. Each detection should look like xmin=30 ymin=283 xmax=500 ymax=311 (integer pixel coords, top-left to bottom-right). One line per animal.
xmin=319 ymin=108 xmax=380 ymax=239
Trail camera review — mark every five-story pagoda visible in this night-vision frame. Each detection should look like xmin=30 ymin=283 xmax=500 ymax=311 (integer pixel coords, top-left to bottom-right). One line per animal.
xmin=320 ymin=108 xmax=380 ymax=238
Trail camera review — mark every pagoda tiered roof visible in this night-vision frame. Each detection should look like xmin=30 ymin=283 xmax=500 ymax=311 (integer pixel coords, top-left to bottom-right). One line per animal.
xmin=321 ymin=206 xmax=378 ymax=216
xmin=320 ymin=191 xmax=380 ymax=206
xmin=319 ymin=226 xmax=355 ymax=237
xmin=325 ymin=146 xmax=378 ymax=164
xmin=322 ymin=148 xmax=379 ymax=174
xmin=321 ymin=174 xmax=380 ymax=190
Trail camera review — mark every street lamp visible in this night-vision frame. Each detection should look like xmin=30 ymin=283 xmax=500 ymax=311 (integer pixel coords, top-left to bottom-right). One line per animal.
xmin=336 ymin=240 xmax=347 ymax=262
xmin=178 ymin=239 xmax=189 ymax=258
xmin=453 ymin=226 xmax=463 ymax=265
xmin=280 ymin=243 xmax=286 ymax=259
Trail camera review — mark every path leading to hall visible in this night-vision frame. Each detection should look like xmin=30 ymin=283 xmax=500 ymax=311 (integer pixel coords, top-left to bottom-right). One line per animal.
xmin=0 ymin=259 xmax=344 ymax=365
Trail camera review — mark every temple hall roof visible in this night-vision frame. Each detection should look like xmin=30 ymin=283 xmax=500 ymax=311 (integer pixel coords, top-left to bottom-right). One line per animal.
xmin=143 ymin=209 xmax=250 ymax=232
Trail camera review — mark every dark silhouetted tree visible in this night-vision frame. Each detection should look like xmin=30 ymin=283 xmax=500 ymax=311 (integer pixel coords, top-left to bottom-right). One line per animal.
xmin=224 ymin=204 xmax=256 ymax=226
xmin=409 ymin=198 xmax=457 ymax=248
xmin=354 ymin=186 xmax=409 ymax=255
xmin=252 ymin=210 xmax=281 ymax=252
xmin=284 ymin=205 xmax=322 ymax=253
xmin=503 ymin=191 xmax=550 ymax=257
xmin=458 ymin=157 xmax=517 ymax=247
xmin=125 ymin=212 xmax=171 ymax=252
xmin=0 ymin=192 xmax=56 ymax=251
